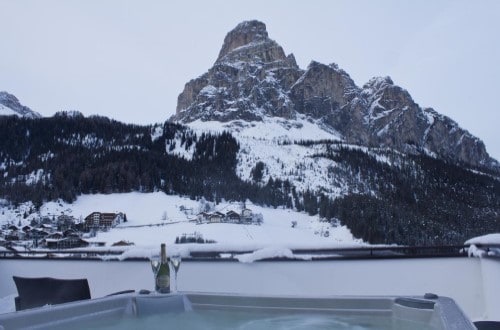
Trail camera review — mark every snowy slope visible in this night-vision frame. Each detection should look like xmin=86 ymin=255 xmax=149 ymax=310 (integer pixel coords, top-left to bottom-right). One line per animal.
xmin=186 ymin=117 xmax=351 ymax=196
xmin=0 ymin=104 xmax=20 ymax=117
xmin=1 ymin=192 xmax=363 ymax=249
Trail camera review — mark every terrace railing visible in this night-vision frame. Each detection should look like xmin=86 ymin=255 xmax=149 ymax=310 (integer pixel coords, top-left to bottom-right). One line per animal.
xmin=1 ymin=244 xmax=499 ymax=261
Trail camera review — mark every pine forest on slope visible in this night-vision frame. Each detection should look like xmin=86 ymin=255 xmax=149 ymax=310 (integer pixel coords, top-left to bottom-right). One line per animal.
xmin=0 ymin=114 xmax=498 ymax=246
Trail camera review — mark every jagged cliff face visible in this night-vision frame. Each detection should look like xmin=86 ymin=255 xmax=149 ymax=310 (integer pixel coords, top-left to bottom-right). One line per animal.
xmin=173 ymin=20 xmax=302 ymax=122
xmin=171 ymin=20 xmax=497 ymax=169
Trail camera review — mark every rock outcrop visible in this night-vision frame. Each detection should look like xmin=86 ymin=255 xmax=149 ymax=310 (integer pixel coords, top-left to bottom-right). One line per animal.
xmin=172 ymin=20 xmax=302 ymax=123
xmin=0 ymin=91 xmax=41 ymax=118
xmin=171 ymin=20 xmax=497 ymax=169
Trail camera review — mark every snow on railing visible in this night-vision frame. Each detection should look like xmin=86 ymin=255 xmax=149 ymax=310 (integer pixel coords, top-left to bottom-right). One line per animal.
xmin=465 ymin=233 xmax=500 ymax=258
xmin=1 ymin=244 xmax=489 ymax=262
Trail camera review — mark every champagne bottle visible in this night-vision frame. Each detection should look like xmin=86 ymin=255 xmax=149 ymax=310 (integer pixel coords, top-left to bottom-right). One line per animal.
xmin=155 ymin=243 xmax=170 ymax=293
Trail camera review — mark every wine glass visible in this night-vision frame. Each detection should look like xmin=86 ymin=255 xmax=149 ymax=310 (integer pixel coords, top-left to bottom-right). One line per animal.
xmin=169 ymin=254 xmax=182 ymax=293
xmin=150 ymin=252 xmax=160 ymax=290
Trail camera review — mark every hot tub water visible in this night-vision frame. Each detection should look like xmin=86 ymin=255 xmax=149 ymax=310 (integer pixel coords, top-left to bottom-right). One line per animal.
xmin=65 ymin=309 xmax=434 ymax=330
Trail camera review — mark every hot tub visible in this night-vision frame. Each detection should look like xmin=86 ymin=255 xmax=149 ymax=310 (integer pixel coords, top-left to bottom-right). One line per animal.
xmin=0 ymin=292 xmax=475 ymax=330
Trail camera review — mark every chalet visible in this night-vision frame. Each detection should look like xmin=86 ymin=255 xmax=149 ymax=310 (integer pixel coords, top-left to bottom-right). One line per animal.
xmin=226 ymin=210 xmax=241 ymax=223
xmin=87 ymin=241 xmax=106 ymax=247
xmin=43 ymin=237 xmax=89 ymax=249
xmin=40 ymin=224 xmax=54 ymax=232
xmin=31 ymin=228 xmax=49 ymax=238
xmin=209 ymin=212 xmax=224 ymax=223
xmin=4 ymin=233 xmax=19 ymax=241
xmin=196 ymin=212 xmax=210 ymax=224
xmin=195 ymin=209 xmax=257 ymax=225
xmin=46 ymin=232 xmax=64 ymax=240
xmin=57 ymin=215 xmax=75 ymax=231
xmin=112 ymin=240 xmax=134 ymax=246
xmin=63 ymin=229 xmax=79 ymax=237
xmin=74 ymin=222 xmax=86 ymax=232
xmin=84 ymin=212 xmax=124 ymax=231
xmin=5 ymin=226 xmax=26 ymax=241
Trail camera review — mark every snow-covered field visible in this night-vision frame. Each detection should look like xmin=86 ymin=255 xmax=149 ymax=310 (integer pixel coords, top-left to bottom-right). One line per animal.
xmin=1 ymin=192 xmax=364 ymax=250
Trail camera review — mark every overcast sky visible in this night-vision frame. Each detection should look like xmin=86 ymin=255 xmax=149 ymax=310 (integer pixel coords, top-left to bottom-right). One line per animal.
xmin=1 ymin=0 xmax=499 ymax=160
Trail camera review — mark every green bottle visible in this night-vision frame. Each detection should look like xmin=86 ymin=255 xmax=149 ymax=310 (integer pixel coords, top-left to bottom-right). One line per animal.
xmin=155 ymin=243 xmax=170 ymax=293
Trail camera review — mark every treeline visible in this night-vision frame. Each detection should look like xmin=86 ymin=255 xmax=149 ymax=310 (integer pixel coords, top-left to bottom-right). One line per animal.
xmin=312 ymin=147 xmax=500 ymax=245
xmin=0 ymin=116 xmax=293 ymax=210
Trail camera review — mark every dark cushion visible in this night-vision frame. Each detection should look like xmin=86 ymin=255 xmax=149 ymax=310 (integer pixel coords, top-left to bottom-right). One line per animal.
xmin=13 ymin=276 xmax=90 ymax=311
xmin=474 ymin=321 xmax=500 ymax=330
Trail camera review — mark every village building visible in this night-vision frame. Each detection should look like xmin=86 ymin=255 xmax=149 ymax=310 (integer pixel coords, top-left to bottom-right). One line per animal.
xmin=39 ymin=224 xmax=54 ymax=232
xmin=112 ymin=240 xmax=134 ymax=246
xmin=45 ymin=232 xmax=64 ymax=240
xmin=63 ymin=229 xmax=78 ymax=237
xmin=57 ymin=214 xmax=75 ymax=231
xmin=226 ymin=210 xmax=241 ymax=223
xmin=7 ymin=225 xmax=18 ymax=231
xmin=196 ymin=212 xmax=210 ymax=224
xmin=84 ymin=212 xmax=124 ymax=231
xmin=209 ymin=212 xmax=225 ymax=223
xmin=31 ymin=228 xmax=49 ymax=238
xmin=195 ymin=208 xmax=256 ymax=225
xmin=5 ymin=226 xmax=25 ymax=241
xmin=42 ymin=237 xmax=89 ymax=249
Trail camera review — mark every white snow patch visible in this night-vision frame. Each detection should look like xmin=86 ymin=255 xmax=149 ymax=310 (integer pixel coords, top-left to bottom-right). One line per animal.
xmin=465 ymin=233 xmax=500 ymax=246
xmin=0 ymin=104 xmax=20 ymax=117
xmin=150 ymin=125 xmax=163 ymax=142
xmin=199 ymin=85 xmax=219 ymax=96
xmin=465 ymin=234 xmax=500 ymax=258
xmin=467 ymin=244 xmax=486 ymax=258
xmin=235 ymin=247 xmax=311 ymax=263
xmin=424 ymin=111 xmax=435 ymax=126
xmin=188 ymin=117 xmax=341 ymax=141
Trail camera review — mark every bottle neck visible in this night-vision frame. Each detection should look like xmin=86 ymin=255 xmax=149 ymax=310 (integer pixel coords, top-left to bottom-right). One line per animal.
xmin=160 ymin=244 xmax=167 ymax=263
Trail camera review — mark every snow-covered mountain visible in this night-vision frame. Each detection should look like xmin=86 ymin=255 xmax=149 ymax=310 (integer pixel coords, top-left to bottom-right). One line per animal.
xmin=0 ymin=21 xmax=498 ymax=247
xmin=0 ymin=91 xmax=41 ymax=119
xmin=171 ymin=20 xmax=497 ymax=170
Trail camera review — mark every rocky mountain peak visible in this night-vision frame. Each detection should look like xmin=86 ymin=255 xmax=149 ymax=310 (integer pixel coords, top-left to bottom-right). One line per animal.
xmin=0 ymin=91 xmax=41 ymax=118
xmin=170 ymin=21 xmax=497 ymax=170
xmin=172 ymin=20 xmax=301 ymax=123
xmin=216 ymin=20 xmax=269 ymax=62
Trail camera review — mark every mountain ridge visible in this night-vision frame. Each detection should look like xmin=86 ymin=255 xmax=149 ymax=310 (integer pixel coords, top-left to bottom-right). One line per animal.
xmin=0 ymin=91 xmax=41 ymax=119
xmin=171 ymin=20 xmax=497 ymax=170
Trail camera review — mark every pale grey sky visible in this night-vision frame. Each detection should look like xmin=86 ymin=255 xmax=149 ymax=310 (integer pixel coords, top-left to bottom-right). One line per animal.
xmin=1 ymin=0 xmax=499 ymax=160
